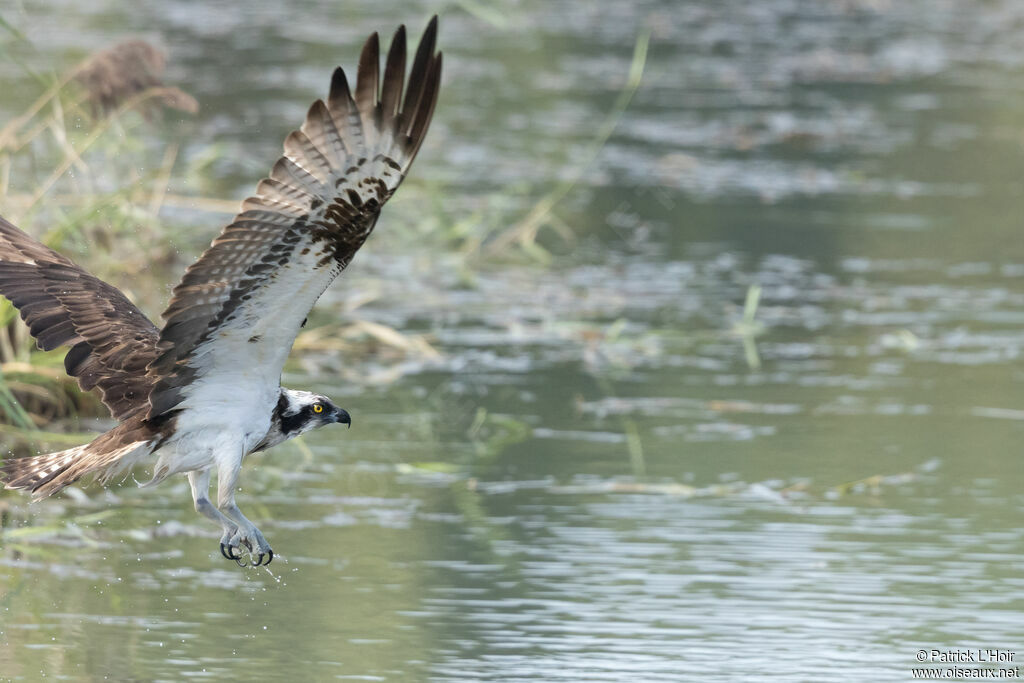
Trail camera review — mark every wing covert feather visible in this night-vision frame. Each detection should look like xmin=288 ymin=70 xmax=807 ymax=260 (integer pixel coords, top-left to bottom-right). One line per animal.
xmin=0 ymin=217 xmax=160 ymax=419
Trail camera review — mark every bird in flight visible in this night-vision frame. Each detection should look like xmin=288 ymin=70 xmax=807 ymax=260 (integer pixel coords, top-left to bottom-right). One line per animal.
xmin=0 ymin=17 xmax=442 ymax=567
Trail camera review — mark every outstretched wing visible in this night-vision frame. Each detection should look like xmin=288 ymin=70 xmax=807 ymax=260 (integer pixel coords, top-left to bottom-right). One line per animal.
xmin=146 ymin=18 xmax=442 ymax=419
xmin=0 ymin=217 xmax=160 ymax=419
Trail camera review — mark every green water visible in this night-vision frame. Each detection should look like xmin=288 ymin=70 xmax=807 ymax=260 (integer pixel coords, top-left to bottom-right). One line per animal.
xmin=3 ymin=1 xmax=1024 ymax=681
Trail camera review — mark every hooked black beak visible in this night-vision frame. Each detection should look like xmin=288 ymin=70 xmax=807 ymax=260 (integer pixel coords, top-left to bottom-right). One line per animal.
xmin=331 ymin=407 xmax=352 ymax=428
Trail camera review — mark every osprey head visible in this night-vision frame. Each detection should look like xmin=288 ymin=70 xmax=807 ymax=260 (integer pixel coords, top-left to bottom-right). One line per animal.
xmin=262 ymin=389 xmax=351 ymax=449
xmin=281 ymin=389 xmax=350 ymax=431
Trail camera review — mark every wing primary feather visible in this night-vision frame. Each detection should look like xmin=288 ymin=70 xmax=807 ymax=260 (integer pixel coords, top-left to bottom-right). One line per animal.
xmin=328 ymin=66 xmax=354 ymax=109
xmin=355 ymin=32 xmax=381 ymax=146
xmin=380 ymin=25 xmax=407 ymax=132
xmin=405 ymin=52 xmax=442 ymax=164
xmin=402 ymin=15 xmax=439 ymax=135
xmin=327 ymin=66 xmax=366 ymax=153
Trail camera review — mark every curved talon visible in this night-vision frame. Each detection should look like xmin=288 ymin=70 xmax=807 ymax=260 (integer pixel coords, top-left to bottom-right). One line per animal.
xmin=253 ymin=553 xmax=265 ymax=567
xmin=266 ymin=549 xmax=273 ymax=565
xmin=235 ymin=556 xmax=248 ymax=568
xmin=220 ymin=542 xmax=241 ymax=561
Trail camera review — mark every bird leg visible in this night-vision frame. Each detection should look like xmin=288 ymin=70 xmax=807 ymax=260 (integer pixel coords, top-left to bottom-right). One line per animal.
xmin=187 ymin=469 xmax=241 ymax=562
xmin=216 ymin=455 xmax=273 ymax=566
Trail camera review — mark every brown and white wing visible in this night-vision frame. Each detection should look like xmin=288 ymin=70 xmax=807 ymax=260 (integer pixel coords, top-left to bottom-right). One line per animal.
xmin=146 ymin=18 xmax=442 ymax=418
xmin=0 ymin=216 xmax=161 ymax=420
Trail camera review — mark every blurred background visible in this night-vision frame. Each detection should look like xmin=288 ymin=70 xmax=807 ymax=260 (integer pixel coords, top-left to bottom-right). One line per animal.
xmin=1 ymin=0 xmax=1024 ymax=680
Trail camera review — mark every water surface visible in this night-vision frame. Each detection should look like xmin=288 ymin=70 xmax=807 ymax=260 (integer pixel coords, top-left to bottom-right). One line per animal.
xmin=2 ymin=1 xmax=1024 ymax=681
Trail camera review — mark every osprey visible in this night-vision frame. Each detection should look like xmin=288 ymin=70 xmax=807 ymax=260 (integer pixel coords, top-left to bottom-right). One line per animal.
xmin=0 ymin=18 xmax=442 ymax=567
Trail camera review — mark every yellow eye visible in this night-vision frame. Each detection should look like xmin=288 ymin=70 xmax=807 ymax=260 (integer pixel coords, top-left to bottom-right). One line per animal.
xmin=313 ymin=403 xmax=324 ymax=414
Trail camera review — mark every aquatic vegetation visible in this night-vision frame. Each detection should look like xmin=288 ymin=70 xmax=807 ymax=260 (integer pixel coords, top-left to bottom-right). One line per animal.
xmin=0 ymin=40 xmax=195 ymax=439
xmin=73 ymin=40 xmax=198 ymax=119
xmin=480 ymin=32 xmax=650 ymax=260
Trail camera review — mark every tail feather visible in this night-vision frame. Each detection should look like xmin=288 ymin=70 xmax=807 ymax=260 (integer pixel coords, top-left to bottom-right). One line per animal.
xmin=2 ymin=439 xmax=151 ymax=500
xmin=2 ymin=445 xmax=88 ymax=497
